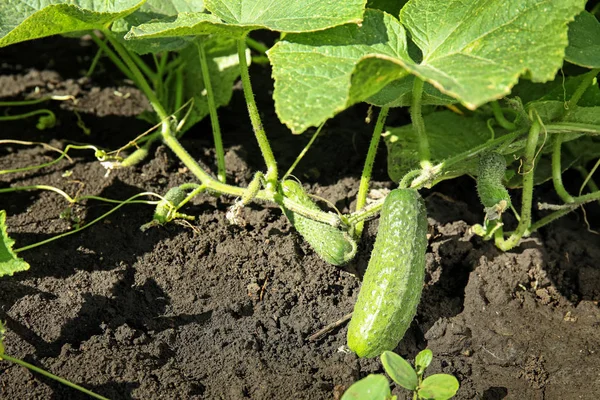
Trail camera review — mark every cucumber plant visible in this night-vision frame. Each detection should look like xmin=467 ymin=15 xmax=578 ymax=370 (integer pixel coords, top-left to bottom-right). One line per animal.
xmin=0 ymin=2 xmax=599 ymax=397
xmin=342 ymin=350 xmax=459 ymax=400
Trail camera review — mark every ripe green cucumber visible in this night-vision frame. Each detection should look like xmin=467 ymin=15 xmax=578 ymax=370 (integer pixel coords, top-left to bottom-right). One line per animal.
xmin=477 ymin=152 xmax=511 ymax=219
xmin=154 ymin=186 xmax=187 ymax=224
xmin=347 ymin=188 xmax=427 ymax=358
xmin=281 ymin=180 xmax=356 ymax=266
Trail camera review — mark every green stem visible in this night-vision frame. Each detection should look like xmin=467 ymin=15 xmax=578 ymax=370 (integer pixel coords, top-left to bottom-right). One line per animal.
xmin=410 ymin=127 xmax=528 ymax=188
xmin=527 ymin=190 xmax=600 ymax=233
xmin=354 ymin=107 xmax=388 ymax=238
xmin=89 ymin=33 xmax=137 ymax=84
xmin=577 ymin=163 xmax=600 ymax=196
xmin=173 ymin=66 xmax=184 ymax=122
xmin=198 ymin=41 xmax=226 ymax=183
xmin=0 ymin=97 xmax=52 ymax=107
xmin=129 ymin=51 xmax=157 ymax=83
xmin=15 ymin=192 xmax=160 ymax=253
xmin=0 ymin=354 xmax=109 ymax=400
xmin=551 ymin=134 xmax=575 ymax=203
xmin=491 ymin=101 xmax=517 ymax=130
xmin=495 ymin=118 xmax=541 ymax=251
xmin=546 ymin=122 xmax=600 ymax=135
xmin=565 ymin=68 xmax=600 ymax=113
xmin=283 ymin=122 xmax=324 ymax=179
xmin=0 ymin=109 xmax=54 ymax=124
xmin=410 ymin=78 xmax=431 ymax=169
xmin=237 ymin=37 xmax=278 ymax=188
xmin=245 ymin=37 xmax=269 ymax=55
xmin=0 ymin=143 xmax=96 ymax=175
xmin=86 ymin=44 xmax=104 ymax=77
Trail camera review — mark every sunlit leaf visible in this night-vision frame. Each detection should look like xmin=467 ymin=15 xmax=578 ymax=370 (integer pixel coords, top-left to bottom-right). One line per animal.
xmin=0 ymin=210 xmax=30 ymax=278
xmin=0 ymin=0 xmax=144 ymax=48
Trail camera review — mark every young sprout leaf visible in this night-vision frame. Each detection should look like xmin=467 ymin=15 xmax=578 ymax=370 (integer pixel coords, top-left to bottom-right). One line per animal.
xmin=565 ymin=11 xmax=600 ymax=68
xmin=415 ymin=349 xmax=433 ymax=373
xmin=125 ymin=0 xmax=367 ymax=42
xmin=418 ymin=374 xmax=460 ymax=400
xmin=0 ymin=210 xmax=30 ymax=278
xmin=380 ymin=351 xmax=418 ymax=391
xmin=341 ymin=374 xmax=391 ymax=400
xmin=0 ymin=0 xmax=145 ymax=48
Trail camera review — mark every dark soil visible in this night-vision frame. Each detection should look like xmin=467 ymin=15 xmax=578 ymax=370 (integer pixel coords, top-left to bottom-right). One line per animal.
xmin=1 ymin=37 xmax=599 ymax=400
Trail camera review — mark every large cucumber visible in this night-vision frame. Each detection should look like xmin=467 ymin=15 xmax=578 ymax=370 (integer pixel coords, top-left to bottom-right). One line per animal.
xmin=281 ymin=180 xmax=356 ymax=266
xmin=347 ymin=188 xmax=427 ymax=358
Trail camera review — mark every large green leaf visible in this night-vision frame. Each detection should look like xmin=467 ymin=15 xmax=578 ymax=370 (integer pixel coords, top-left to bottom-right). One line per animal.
xmin=0 ymin=210 xmax=30 ymax=278
xmin=125 ymin=0 xmax=366 ymax=42
xmin=394 ymin=0 xmax=586 ymax=108
xmin=384 ymin=111 xmax=492 ymax=183
xmin=0 ymin=0 xmax=144 ymax=48
xmin=565 ymin=11 xmax=600 ymax=68
xmin=269 ymin=9 xmax=410 ymax=133
xmin=112 ymin=0 xmax=204 ymax=54
xmin=270 ymin=1 xmax=586 ymax=133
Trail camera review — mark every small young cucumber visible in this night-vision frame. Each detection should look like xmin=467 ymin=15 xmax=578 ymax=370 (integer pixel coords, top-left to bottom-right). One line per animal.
xmin=477 ymin=152 xmax=511 ymax=219
xmin=154 ymin=186 xmax=187 ymax=224
xmin=347 ymin=188 xmax=427 ymax=358
xmin=281 ymin=180 xmax=356 ymax=266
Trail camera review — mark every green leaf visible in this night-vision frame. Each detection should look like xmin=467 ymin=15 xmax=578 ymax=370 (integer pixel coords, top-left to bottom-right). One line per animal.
xmin=396 ymin=0 xmax=586 ymax=108
xmin=112 ymin=0 xmax=205 ymax=54
xmin=205 ymin=0 xmax=367 ymax=32
xmin=384 ymin=111 xmax=492 ymax=183
xmin=341 ymin=374 xmax=391 ymax=400
xmin=415 ymin=349 xmax=433 ymax=373
xmin=0 ymin=210 xmax=30 ymax=278
xmin=125 ymin=0 xmax=367 ymax=42
xmin=175 ymin=37 xmax=245 ymax=133
xmin=418 ymin=374 xmax=460 ymax=400
xmin=269 ymin=9 xmax=410 ymax=133
xmin=272 ymin=2 xmax=585 ymax=133
xmin=565 ymin=11 xmax=600 ymax=68
xmin=380 ymin=351 xmax=418 ymax=391
xmin=0 ymin=0 xmax=145 ymax=48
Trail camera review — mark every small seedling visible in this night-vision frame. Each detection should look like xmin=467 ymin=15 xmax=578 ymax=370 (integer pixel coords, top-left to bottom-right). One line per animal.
xmin=342 ymin=350 xmax=459 ymax=400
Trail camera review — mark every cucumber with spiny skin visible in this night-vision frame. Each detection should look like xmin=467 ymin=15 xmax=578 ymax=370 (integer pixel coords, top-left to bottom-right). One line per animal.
xmin=477 ymin=152 xmax=511 ymax=219
xmin=281 ymin=180 xmax=356 ymax=266
xmin=154 ymin=186 xmax=187 ymax=224
xmin=347 ymin=188 xmax=428 ymax=358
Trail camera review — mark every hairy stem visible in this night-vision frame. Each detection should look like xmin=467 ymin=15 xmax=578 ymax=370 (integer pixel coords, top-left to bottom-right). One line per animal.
xmin=495 ymin=118 xmax=541 ymax=251
xmin=410 ymin=78 xmax=431 ymax=169
xmin=198 ymin=41 xmax=226 ymax=183
xmin=551 ymin=133 xmax=574 ymax=203
xmin=237 ymin=37 xmax=278 ymax=188
xmin=354 ymin=107 xmax=388 ymax=238
xmin=491 ymin=101 xmax=517 ymax=130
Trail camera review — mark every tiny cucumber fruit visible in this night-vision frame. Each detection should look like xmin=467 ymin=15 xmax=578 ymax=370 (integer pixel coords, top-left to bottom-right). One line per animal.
xmin=477 ymin=152 xmax=511 ymax=219
xmin=347 ymin=188 xmax=428 ymax=358
xmin=281 ymin=180 xmax=356 ymax=266
xmin=154 ymin=186 xmax=187 ymax=224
